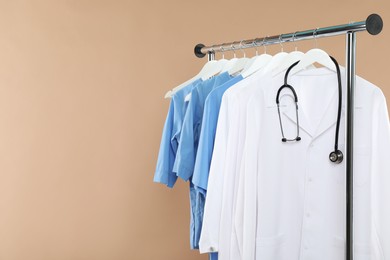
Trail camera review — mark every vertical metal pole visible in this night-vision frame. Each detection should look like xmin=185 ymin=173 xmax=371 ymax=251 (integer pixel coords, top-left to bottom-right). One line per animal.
xmin=345 ymin=32 xmax=356 ymax=260
xmin=208 ymin=52 xmax=215 ymax=61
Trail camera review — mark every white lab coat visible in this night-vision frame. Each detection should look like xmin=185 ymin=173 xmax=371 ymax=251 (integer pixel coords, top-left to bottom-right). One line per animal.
xmin=200 ymin=68 xmax=390 ymax=260
xmin=199 ymin=70 xmax=268 ymax=257
xmin=240 ymin=67 xmax=390 ymax=259
xmin=201 ymin=67 xmax=390 ymax=260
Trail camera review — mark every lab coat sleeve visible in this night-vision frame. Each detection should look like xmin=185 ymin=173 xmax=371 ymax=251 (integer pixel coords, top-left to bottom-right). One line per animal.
xmin=243 ymin=96 xmax=261 ymax=260
xmin=234 ymin=140 xmax=246 ymax=257
xmin=372 ymin=91 xmax=390 ymax=258
xmin=199 ymin=95 xmax=230 ymax=254
xmin=153 ymin=100 xmax=178 ymax=188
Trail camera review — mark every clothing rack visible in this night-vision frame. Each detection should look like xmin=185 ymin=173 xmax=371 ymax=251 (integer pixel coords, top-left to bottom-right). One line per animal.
xmin=194 ymin=14 xmax=383 ymax=260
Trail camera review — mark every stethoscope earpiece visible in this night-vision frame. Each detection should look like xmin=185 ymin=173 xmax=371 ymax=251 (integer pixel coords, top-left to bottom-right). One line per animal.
xmin=281 ymin=137 xmax=301 ymax=142
xmin=329 ymin=150 xmax=344 ymax=164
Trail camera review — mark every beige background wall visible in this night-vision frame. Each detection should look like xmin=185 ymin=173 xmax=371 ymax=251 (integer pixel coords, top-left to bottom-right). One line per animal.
xmin=0 ymin=1 xmax=388 ymax=260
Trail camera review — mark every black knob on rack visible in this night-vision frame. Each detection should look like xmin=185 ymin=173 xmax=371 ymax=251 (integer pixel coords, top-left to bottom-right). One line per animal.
xmin=366 ymin=14 xmax=383 ymax=35
xmin=194 ymin=43 xmax=206 ymax=58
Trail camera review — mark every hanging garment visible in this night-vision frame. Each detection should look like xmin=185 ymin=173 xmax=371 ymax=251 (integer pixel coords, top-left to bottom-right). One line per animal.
xmin=193 ymin=75 xmax=245 ymax=260
xmin=237 ymin=67 xmax=390 ymax=259
xmin=155 ymin=55 xmax=389 ymax=260
xmin=174 ymin=72 xmax=232 ymax=181
xmin=154 ymin=78 xmax=202 ymax=187
xmin=174 ymin=72 xmax=233 ymax=250
xmin=192 ymin=74 xmax=244 ymax=193
xmin=256 ymin=69 xmax=390 ymax=260
xmin=155 ymin=71 xmax=239 ymax=255
xmin=154 ymin=76 xmax=215 ymax=250
xmin=199 ymin=69 xmax=271 ymax=257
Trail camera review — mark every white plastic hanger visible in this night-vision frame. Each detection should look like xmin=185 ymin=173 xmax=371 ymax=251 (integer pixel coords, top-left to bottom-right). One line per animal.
xmin=273 ymin=32 xmax=305 ymax=76
xmin=290 ymin=28 xmax=336 ymax=76
xmin=228 ymin=40 xmax=250 ymax=76
xmin=214 ymin=45 xmax=230 ymax=66
xmin=260 ymin=35 xmax=288 ymax=75
xmin=164 ymin=76 xmax=199 ymax=99
xmin=183 ymin=47 xmax=229 ymax=102
xmin=240 ymin=40 xmax=259 ymax=73
xmin=241 ymin=37 xmax=272 ymax=78
xmin=221 ymin=43 xmax=239 ymax=73
xmin=273 ymin=51 xmax=304 ymax=75
xmin=164 ymin=45 xmax=224 ymax=99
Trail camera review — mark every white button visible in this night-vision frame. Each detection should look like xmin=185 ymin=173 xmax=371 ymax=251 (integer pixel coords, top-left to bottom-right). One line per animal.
xmin=310 ymin=144 xmax=314 ymax=147
xmin=305 ymin=246 xmax=308 ymax=250
xmin=308 ymin=178 xmax=313 ymax=182
xmin=306 ymin=213 xmax=310 ymax=218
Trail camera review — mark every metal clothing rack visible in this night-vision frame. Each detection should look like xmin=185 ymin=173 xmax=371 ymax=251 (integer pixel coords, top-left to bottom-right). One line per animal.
xmin=193 ymin=14 xmax=383 ymax=260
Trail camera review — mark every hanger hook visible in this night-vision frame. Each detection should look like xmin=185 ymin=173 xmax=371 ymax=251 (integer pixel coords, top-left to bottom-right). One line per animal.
xmin=253 ymin=38 xmax=259 ymax=56
xmin=231 ymin=43 xmax=237 ymax=58
xmin=293 ymin=31 xmax=298 ymax=51
xmin=220 ymin=44 xmax=225 ymax=59
xmin=262 ymin=36 xmax=267 ymax=54
xmin=313 ymin=28 xmax=319 ymax=48
xmin=239 ymin=40 xmax=246 ymax=58
xmin=211 ymin=45 xmax=215 ymax=54
xmin=279 ymin=34 xmax=284 ymax=52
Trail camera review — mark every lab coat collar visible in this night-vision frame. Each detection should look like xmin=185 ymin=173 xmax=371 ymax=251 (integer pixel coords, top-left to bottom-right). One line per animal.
xmin=282 ymin=103 xmax=314 ymax=137
xmin=281 ymin=79 xmax=344 ymax=140
xmin=268 ymin=66 xmax=360 ymax=141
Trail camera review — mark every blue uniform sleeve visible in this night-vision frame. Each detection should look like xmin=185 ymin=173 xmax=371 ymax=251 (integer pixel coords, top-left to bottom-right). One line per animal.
xmin=174 ymin=89 xmax=201 ymax=181
xmin=153 ymin=101 xmax=178 ymax=188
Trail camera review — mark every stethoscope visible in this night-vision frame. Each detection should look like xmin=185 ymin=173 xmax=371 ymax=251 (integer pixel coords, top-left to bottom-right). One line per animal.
xmin=276 ymin=56 xmax=344 ymax=164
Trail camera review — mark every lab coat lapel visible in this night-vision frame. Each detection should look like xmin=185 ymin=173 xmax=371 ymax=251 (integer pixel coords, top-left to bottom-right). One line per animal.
xmin=282 ymin=88 xmax=344 ymax=140
xmin=312 ymin=75 xmax=359 ymax=141
xmin=269 ymin=79 xmax=314 ymax=137
xmin=283 ymin=104 xmax=314 ymax=137
xmin=311 ymin=90 xmax=343 ymax=140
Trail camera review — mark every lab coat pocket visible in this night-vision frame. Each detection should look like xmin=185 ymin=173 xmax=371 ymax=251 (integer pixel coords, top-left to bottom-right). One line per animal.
xmin=354 ymin=146 xmax=371 ymax=187
xmin=256 ymin=234 xmax=285 ymax=260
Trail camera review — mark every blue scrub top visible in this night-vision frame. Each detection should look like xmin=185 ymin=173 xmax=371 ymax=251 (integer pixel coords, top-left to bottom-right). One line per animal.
xmin=192 ymin=75 xmax=243 ymax=259
xmin=173 ymin=72 xmax=233 ymax=251
xmin=174 ymin=72 xmax=232 ymax=181
xmin=153 ymin=79 xmax=202 ymax=188
xmin=193 ymin=75 xmax=244 ymax=194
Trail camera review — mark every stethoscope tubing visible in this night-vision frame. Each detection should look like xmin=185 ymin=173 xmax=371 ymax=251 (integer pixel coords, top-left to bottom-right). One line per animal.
xmin=276 ymin=56 xmax=343 ymax=163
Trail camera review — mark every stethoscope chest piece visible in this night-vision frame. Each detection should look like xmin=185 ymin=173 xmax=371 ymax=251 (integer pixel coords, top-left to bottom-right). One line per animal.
xmin=329 ymin=150 xmax=343 ymax=164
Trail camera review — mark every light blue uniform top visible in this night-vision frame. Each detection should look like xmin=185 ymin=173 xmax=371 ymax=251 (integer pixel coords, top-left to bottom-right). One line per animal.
xmin=153 ymin=79 xmax=202 ymax=188
xmin=193 ymin=75 xmax=244 ymax=194
xmin=173 ymin=72 xmax=232 ymax=251
xmin=173 ymin=72 xmax=232 ymax=181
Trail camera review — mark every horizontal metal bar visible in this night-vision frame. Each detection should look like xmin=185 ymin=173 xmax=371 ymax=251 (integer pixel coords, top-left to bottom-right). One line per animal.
xmin=194 ymin=14 xmax=383 ymax=58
